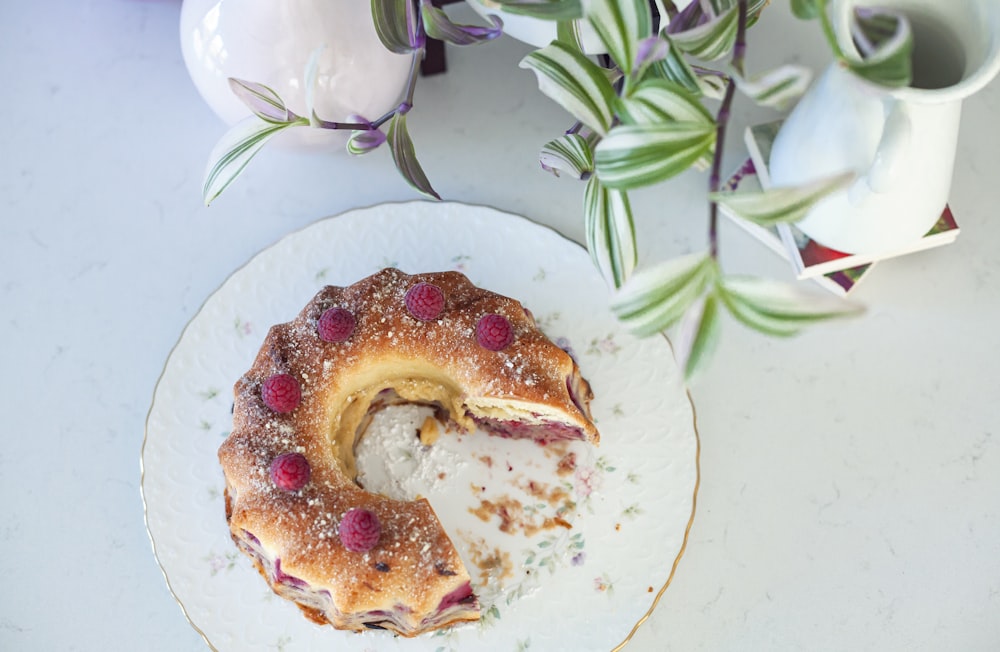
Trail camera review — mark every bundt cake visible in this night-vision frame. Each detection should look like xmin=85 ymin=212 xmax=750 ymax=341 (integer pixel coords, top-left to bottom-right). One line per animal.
xmin=218 ymin=268 xmax=598 ymax=636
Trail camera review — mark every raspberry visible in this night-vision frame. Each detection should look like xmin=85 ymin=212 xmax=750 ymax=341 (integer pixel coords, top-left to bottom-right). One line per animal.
xmin=339 ymin=508 xmax=381 ymax=552
xmin=261 ymin=373 xmax=301 ymax=413
xmin=404 ymin=282 xmax=445 ymax=321
xmin=317 ymin=307 xmax=356 ymax=342
xmin=269 ymin=452 xmax=310 ymax=491
xmin=476 ymin=313 xmax=514 ymax=351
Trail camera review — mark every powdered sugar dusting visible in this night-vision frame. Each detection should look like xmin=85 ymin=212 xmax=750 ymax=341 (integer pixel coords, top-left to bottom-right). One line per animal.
xmin=355 ymin=404 xmax=465 ymax=501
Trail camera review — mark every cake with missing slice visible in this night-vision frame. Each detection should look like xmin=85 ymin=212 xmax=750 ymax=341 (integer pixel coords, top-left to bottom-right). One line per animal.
xmin=219 ymin=268 xmax=598 ymax=636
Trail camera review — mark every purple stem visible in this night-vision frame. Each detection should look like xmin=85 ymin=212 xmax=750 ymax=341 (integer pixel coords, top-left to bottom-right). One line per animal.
xmin=314 ymin=1 xmax=425 ymax=132
xmin=707 ymin=0 xmax=749 ymax=259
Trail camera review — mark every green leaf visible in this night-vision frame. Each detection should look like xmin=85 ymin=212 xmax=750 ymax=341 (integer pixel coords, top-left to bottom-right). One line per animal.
xmin=617 ymin=78 xmax=714 ymax=125
xmin=594 ymin=122 xmax=715 ymax=189
xmin=481 ymin=0 xmax=583 ymax=20
xmin=675 ymin=293 xmax=722 ymax=380
xmin=718 ymin=275 xmax=863 ymax=337
xmin=668 ymin=5 xmax=738 ymax=61
xmin=649 ymin=39 xmax=702 ymax=94
xmin=709 ymin=171 xmax=854 ymax=226
xmin=582 ymin=0 xmax=652 ymax=75
xmin=734 ymin=64 xmax=812 ymax=110
xmin=790 ymin=0 xmax=822 ymax=20
xmin=583 ymin=176 xmax=637 ymax=288
xmin=203 ymin=116 xmax=306 ymax=205
xmin=610 ymin=253 xmax=716 ymax=337
xmin=371 ymin=0 xmax=418 ymax=54
xmin=744 ymin=0 xmax=770 ymax=28
xmin=539 ymin=133 xmax=594 ymax=178
xmin=845 ymin=7 xmax=913 ymax=88
xmin=555 ymin=18 xmax=585 ymax=50
xmin=387 ymin=112 xmax=441 ymax=200
xmin=519 ymin=41 xmax=617 ymax=135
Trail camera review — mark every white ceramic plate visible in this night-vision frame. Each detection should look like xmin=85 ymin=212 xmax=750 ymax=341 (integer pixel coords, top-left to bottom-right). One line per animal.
xmin=142 ymin=201 xmax=699 ymax=652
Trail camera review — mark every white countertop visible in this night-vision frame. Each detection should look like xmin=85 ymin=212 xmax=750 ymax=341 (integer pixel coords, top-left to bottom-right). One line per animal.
xmin=3 ymin=1 xmax=999 ymax=650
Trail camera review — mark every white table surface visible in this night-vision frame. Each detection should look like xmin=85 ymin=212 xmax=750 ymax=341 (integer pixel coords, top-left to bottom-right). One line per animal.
xmin=3 ymin=1 xmax=999 ymax=650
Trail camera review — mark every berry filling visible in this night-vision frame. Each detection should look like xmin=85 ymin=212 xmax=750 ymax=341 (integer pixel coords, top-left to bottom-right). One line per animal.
xmin=470 ymin=414 xmax=586 ymax=443
xmin=436 ymin=581 xmax=476 ymax=612
xmin=274 ymin=557 xmax=308 ymax=588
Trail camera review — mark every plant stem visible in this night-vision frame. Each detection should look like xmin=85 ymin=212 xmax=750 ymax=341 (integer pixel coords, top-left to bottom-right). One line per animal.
xmin=312 ymin=52 xmax=417 ymax=132
xmin=313 ymin=119 xmax=375 ymax=130
xmin=816 ymin=0 xmax=844 ymax=60
xmin=707 ymin=0 xmax=748 ymax=259
xmin=707 ymin=78 xmax=735 ymax=259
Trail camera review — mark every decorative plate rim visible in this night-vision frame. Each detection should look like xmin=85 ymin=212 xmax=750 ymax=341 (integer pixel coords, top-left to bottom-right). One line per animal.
xmin=139 ymin=200 xmax=701 ymax=651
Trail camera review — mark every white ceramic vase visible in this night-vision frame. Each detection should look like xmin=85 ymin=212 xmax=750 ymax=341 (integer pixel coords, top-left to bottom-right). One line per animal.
xmin=180 ymin=0 xmax=412 ymax=147
xmin=768 ymin=0 xmax=1000 ymax=254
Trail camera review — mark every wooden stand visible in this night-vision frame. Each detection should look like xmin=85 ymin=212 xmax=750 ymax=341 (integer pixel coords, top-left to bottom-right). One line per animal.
xmin=421 ymin=0 xmax=464 ymax=76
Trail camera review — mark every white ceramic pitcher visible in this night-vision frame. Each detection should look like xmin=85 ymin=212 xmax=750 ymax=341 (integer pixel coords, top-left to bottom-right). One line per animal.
xmin=769 ymin=0 xmax=1000 ymax=254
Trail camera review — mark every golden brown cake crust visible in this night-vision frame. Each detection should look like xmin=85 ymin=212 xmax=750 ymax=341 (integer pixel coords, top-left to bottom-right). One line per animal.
xmin=218 ymin=268 xmax=598 ymax=636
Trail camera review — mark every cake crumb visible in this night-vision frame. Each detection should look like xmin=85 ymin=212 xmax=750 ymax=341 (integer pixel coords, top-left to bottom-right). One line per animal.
xmin=418 ymin=416 xmax=440 ymax=446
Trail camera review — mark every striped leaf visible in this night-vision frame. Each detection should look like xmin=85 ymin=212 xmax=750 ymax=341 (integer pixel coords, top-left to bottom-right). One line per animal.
xmin=583 ymin=176 xmax=637 ymax=288
xmin=735 ymin=64 xmax=812 ymax=110
xmin=371 ymin=0 xmax=420 ymax=54
xmin=610 ymin=252 xmax=716 ymax=337
xmin=696 ymin=72 xmax=728 ymax=100
xmin=582 ymin=0 xmax=653 ymax=75
xmin=632 ymin=35 xmax=670 ymax=79
xmin=617 ymin=78 xmax=714 ymax=125
xmin=387 ymin=112 xmax=441 ymax=200
xmin=203 ymin=116 xmax=306 ymax=205
xmin=594 ymin=122 xmax=715 ymax=189
xmin=421 ymin=1 xmax=503 ymax=46
xmin=650 ymin=39 xmax=701 ymax=94
xmin=675 ymin=293 xmax=722 ymax=380
xmin=719 ymin=275 xmax=863 ymax=337
xmin=709 ymin=171 xmax=854 ymax=226
xmin=481 ymin=0 xmax=583 ymax=20
xmin=346 ymin=128 xmax=387 ymax=155
xmin=555 ymin=18 xmax=586 ymax=50
xmin=228 ymin=79 xmax=297 ymax=124
xmin=539 ymin=133 xmax=594 ymax=178
xmin=846 ymin=7 xmax=913 ymax=88
xmin=668 ymin=4 xmax=738 ymax=61
xmin=719 ymin=0 xmax=769 ymax=27
xmin=520 ymin=41 xmax=616 ymax=135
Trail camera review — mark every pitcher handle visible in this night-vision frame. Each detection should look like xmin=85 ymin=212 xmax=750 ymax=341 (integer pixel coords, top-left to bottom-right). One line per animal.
xmin=847 ymin=100 xmax=912 ymax=205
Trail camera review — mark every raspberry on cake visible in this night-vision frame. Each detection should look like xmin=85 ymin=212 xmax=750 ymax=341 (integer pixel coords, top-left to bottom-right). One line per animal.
xmin=219 ymin=268 xmax=599 ymax=637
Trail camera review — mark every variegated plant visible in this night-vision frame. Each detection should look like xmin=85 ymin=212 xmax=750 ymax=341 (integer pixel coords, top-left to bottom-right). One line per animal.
xmin=202 ymin=0 xmax=914 ymax=379
xmin=487 ymin=0 xmax=912 ymax=378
